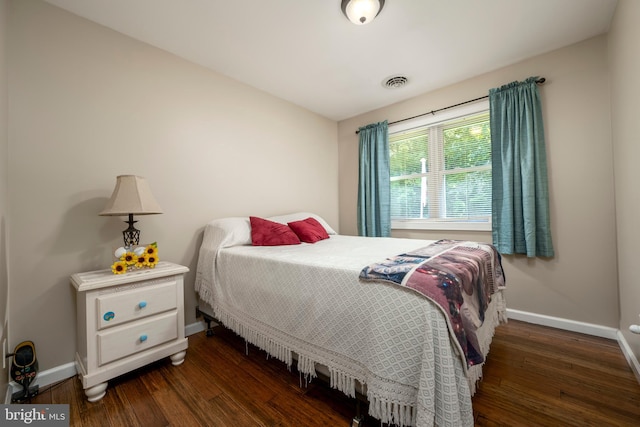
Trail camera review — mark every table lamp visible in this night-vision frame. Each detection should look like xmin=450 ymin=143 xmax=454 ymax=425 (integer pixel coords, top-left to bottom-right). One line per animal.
xmin=100 ymin=175 xmax=163 ymax=247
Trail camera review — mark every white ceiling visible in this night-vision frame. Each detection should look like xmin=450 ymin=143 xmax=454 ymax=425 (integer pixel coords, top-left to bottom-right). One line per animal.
xmin=42 ymin=0 xmax=618 ymax=121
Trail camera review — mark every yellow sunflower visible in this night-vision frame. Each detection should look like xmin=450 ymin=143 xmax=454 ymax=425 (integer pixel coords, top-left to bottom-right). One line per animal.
xmin=120 ymin=251 xmax=137 ymax=265
xmin=135 ymin=255 xmax=147 ymax=269
xmin=145 ymin=253 xmax=159 ymax=268
xmin=144 ymin=243 xmax=158 ymax=257
xmin=111 ymin=260 xmax=128 ymax=275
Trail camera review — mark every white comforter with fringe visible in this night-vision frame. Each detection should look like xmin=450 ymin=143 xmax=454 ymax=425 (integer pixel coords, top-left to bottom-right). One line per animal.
xmin=195 ymin=225 xmax=505 ymax=427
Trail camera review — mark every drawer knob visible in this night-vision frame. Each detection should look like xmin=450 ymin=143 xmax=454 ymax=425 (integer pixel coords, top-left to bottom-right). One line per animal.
xmin=140 ymin=334 xmax=148 ymax=342
xmin=138 ymin=301 xmax=147 ymax=309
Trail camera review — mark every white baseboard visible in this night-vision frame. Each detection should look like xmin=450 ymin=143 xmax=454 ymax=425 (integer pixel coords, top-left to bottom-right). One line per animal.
xmin=185 ymin=320 xmax=206 ymax=336
xmin=617 ymin=330 xmax=640 ymax=384
xmin=506 ymin=308 xmax=618 ymax=339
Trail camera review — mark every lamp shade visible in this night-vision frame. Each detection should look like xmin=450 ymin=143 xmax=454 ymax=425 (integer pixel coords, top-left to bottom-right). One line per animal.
xmin=100 ymin=175 xmax=163 ymax=216
xmin=341 ymin=0 xmax=385 ymax=25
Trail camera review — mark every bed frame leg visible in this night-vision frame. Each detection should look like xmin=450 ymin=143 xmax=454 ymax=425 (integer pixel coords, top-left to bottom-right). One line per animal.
xmin=205 ymin=323 xmax=215 ymax=337
xmin=195 ymin=306 xmax=216 ymax=337
xmin=351 ymin=399 xmax=364 ymax=427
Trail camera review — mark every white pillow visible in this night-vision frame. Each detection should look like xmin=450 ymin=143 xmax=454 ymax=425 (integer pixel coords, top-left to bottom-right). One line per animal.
xmin=267 ymin=212 xmax=337 ymax=235
xmin=205 ymin=217 xmax=252 ymax=248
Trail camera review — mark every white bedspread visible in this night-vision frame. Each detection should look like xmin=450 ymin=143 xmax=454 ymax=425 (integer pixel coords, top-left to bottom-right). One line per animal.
xmin=195 ymin=225 xmax=505 ymax=427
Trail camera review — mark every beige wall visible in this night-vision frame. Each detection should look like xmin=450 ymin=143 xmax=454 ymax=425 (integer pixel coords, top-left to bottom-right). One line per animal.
xmin=339 ymin=36 xmax=619 ymax=328
xmin=0 ymin=0 xmax=9 ymax=399
xmin=6 ymin=0 xmax=638 ymax=376
xmin=609 ymin=0 xmax=640 ymax=362
xmin=7 ymin=0 xmax=338 ymax=370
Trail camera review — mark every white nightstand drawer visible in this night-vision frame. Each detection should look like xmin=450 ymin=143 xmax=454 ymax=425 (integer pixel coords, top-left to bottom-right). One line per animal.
xmin=97 ymin=311 xmax=178 ymax=366
xmin=97 ymin=280 xmax=177 ymax=329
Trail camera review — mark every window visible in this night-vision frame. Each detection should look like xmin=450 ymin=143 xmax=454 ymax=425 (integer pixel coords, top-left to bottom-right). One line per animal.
xmin=389 ymin=101 xmax=492 ymax=231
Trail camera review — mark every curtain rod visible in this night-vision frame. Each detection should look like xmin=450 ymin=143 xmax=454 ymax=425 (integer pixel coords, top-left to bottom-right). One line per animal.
xmin=355 ymin=77 xmax=546 ymax=134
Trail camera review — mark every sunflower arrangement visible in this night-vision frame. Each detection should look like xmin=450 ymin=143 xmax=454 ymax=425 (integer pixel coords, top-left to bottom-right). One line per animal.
xmin=111 ymin=242 xmax=159 ymax=274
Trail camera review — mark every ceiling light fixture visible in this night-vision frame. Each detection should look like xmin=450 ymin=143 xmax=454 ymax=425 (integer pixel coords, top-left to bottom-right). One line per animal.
xmin=341 ymin=0 xmax=385 ymax=25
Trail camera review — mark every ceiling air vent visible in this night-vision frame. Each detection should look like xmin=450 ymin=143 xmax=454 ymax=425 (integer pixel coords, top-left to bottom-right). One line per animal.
xmin=383 ymin=76 xmax=408 ymax=89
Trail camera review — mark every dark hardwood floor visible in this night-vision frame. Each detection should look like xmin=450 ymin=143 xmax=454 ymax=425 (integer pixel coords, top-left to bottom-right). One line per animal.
xmin=28 ymin=320 xmax=640 ymax=426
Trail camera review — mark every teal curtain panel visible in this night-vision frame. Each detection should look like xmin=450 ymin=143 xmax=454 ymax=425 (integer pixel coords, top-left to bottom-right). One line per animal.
xmin=357 ymin=121 xmax=391 ymax=237
xmin=489 ymin=77 xmax=554 ymax=257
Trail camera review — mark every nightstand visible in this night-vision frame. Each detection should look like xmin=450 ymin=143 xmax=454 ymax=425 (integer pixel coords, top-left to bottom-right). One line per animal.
xmin=71 ymin=261 xmax=189 ymax=402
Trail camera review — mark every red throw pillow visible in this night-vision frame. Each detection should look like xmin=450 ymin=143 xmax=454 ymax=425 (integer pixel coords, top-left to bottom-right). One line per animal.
xmin=288 ymin=217 xmax=330 ymax=243
xmin=250 ymin=216 xmax=301 ymax=246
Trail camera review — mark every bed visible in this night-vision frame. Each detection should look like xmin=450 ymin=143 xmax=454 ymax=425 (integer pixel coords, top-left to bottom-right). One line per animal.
xmin=194 ymin=212 xmax=506 ymax=427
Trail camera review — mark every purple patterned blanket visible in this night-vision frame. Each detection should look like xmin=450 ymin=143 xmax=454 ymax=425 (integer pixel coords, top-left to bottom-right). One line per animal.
xmin=360 ymin=239 xmax=505 ymax=369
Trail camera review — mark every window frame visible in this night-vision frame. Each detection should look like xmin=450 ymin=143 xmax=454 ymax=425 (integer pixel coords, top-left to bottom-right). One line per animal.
xmin=389 ymin=100 xmax=492 ymax=232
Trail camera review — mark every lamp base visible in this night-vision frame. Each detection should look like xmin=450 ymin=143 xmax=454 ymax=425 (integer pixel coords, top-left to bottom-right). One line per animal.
xmin=123 ymin=214 xmax=140 ymax=247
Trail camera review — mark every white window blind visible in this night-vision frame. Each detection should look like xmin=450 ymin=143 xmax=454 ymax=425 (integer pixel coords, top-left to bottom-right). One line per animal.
xmin=389 ymin=107 xmax=492 ymax=230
